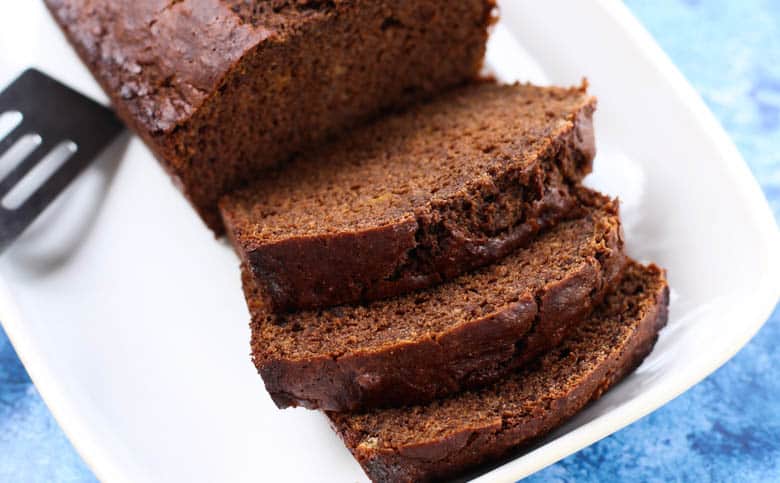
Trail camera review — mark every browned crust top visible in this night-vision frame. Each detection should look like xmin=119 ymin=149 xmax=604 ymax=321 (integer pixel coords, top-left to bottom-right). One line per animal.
xmin=44 ymin=0 xmax=294 ymax=134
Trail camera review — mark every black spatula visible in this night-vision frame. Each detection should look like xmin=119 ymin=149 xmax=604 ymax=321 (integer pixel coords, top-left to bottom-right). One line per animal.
xmin=0 ymin=68 xmax=124 ymax=254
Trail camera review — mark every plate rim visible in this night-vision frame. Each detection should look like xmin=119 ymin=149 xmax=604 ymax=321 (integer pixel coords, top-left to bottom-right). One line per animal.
xmin=1 ymin=0 xmax=779 ymax=482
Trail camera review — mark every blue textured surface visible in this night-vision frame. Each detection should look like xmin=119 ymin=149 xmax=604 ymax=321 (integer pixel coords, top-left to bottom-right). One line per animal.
xmin=1 ymin=1 xmax=779 ymax=482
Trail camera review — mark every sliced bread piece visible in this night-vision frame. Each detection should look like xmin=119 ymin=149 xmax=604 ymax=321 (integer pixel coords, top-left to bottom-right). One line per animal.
xmin=222 ymin=81 xmax=597 ymax=311
xmin=247 ymin=190 xmax=624 ymax=411
xmin=46 ymin=0 xmax=496 ymax=231
xmin=330 ymin=261 xmax=669 ymax=483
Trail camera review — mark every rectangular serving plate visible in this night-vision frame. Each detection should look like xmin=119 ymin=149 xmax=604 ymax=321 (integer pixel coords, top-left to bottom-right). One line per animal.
xmin=0 ymin=1 xmax=778 ymax=482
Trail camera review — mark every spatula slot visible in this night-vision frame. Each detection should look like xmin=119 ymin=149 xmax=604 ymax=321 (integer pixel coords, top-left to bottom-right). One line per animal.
xmin=0 ymin=133 xmax=41 ymax=181
xmin=2 ymin=140 xmax=78 ymax=211
xmin=0 ymin=111 xmax=22 ymax=140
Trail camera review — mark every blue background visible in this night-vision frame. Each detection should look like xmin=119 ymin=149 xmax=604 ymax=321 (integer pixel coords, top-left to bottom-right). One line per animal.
xmin=1 ymin=1 xmax=779 ymax=481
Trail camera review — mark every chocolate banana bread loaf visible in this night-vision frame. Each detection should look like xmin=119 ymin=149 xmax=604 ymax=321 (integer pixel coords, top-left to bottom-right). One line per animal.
xmin=223 ymin=81 xmax=597 ymax=312
xmin=247 ymin=190 xmax=624 ymax=411
xmin=330 ymin=261 xmax=669 ymax=483
xmin=45 ymin=0 xmax=496 ymax=231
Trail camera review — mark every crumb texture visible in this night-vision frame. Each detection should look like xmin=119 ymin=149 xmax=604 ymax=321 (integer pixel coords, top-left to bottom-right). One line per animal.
xmin=223 ymin=82 xmax=595 ymax=242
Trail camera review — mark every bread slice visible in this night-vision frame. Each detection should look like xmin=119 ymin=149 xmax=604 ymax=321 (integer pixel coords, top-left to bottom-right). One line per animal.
xmin=330 ymin=261 xmax=669 ymax=483
xmin=222 ymin=81 xmax=597 ymax=311
xmin=246 ymin=190 xmax=623 ymax=411
xmin=45 ymin=0 xmax=496 ymax=231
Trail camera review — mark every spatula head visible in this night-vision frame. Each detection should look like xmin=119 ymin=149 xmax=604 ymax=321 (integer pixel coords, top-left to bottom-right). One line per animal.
xmin=0 ymin=68 xmax=125 ymax=254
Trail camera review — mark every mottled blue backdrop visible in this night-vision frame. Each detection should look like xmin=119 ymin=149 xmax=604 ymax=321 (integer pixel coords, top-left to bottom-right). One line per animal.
xmin=1 ymin=1 xmax=779 ymax=482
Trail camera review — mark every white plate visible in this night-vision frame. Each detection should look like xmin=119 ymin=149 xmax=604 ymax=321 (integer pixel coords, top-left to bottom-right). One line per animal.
xmin=1 ymin=1 xmax=779 ymax=482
